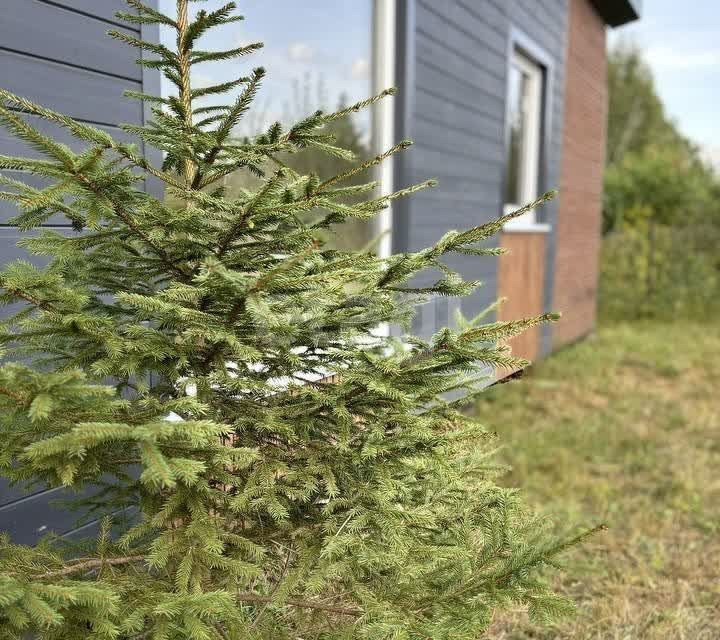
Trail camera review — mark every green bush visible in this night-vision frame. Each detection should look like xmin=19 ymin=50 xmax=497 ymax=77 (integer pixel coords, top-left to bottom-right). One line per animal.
xmin=603 ymin=146 xmax=718 ymax=234
xmin=599 ymin=222 xmax=720 ymax=322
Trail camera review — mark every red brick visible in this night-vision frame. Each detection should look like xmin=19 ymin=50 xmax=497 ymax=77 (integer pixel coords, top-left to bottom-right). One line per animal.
xmin=552 ymin=0 xmax=607 ymax=348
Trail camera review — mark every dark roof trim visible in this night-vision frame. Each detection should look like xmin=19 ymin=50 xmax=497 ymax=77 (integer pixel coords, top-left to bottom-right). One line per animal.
xmin=590 ymin=0 xmax=641 ymax=27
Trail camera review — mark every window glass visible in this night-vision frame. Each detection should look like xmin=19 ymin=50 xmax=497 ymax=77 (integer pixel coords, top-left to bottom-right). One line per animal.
xmin=159 ymin=1 xmax=375 ymax=250
xmin=505 ymin=64 xmax=527 ymax=205
xmin=504 ymin=51 xmax=543 ymax=224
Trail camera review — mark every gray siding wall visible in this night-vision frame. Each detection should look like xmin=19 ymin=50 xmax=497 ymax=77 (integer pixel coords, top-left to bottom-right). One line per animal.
xmin=0 ymin=0 xmax=158 ymax=544
xmin=393 ymin=0 xmax=567 ymax=337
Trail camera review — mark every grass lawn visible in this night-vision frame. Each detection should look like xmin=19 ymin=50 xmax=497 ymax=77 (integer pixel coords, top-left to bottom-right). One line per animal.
xmin=477 ymin=322 xmax=720 ymax=639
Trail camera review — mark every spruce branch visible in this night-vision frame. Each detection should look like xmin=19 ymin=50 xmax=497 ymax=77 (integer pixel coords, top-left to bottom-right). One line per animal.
xmin=0 ymin=385 xmax=26 ymax=404
xmin=236 ymin=593 xmax=361 ymax=617
xmin=318 ymin=139 xmax=413 ymax=191
xmin=191 ymin=42 xmax=263 ymax=65
xmin=321 ymin=87 xmax=397 ymax=123
xmin=0 ymin=104 xmax=75 ymax=170
xmin=12 ymin=555 xmax=146 ymax=580
xmin=0 ymin=284 xmax=55 ymax=311
xmin=0 ymin=87 xmax=185 ymax=190
xmin=116 ymin=0 xmax=178 ymax=27
xmin=176 ymin=0 xmax=197 ymax=187
xmin=192 ymin=67 xmax=266 ymax=189
xmin=71 ymin=171 xmax=191 ymax=279
xmin=113 ymin=143 xmax=186 ymax=189
xmin=106 ymin=30 xmax=177 ymax=61
xmin=0 ymin=2 xmax=581 ymax=636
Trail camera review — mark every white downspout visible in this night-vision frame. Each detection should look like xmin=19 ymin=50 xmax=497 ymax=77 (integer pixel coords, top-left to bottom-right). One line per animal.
xmin=372 ymin=0 xmax=396 ymax=261
xmin=372 ymin=0 xmax=397 ymax=338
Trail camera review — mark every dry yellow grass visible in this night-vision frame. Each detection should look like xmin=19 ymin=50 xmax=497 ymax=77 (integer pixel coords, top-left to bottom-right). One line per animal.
xmin=477 ymin=322 xmax=720 ymax=639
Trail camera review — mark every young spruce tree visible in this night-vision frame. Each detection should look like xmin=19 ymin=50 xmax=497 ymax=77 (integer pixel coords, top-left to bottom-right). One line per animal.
xmin=0 ymin=2 xmax=597 ymax=638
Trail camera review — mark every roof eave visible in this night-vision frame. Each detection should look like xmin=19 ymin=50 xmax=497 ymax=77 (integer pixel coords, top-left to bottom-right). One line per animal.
xmin=590 ymin=0 xmax=641 ymax=27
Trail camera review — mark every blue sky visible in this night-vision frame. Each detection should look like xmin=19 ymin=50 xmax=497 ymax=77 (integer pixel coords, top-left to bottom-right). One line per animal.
xmin=609 ymin=1 xmax=720 ymax=160
xmin=159 ymin=1 xmax=372 ymax=136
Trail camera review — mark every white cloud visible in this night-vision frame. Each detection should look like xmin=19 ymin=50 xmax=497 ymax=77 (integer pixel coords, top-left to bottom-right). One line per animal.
xmin=645 ymin=46 xmax=720 ymax=71
xmin=287 ymin=42 xmax=316 ymax=63
xmin=351 ymin=57 xmax=370 ymax=78
xmin=701 ymin=145 xmax=720 ymax=174
xmin=193 ymin=73 xmax=215 ymax=89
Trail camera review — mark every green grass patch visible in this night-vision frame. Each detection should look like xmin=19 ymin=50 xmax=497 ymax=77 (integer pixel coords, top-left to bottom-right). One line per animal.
xmin=478 ymin=322 xmax=720 ymax=639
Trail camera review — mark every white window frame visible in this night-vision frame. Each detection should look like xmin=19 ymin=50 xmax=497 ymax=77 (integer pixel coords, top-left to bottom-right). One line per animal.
xmin=503 ymin=50 xmax=550 ymax=232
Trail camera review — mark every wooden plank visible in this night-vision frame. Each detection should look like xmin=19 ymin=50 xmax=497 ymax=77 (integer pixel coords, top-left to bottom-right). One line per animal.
xmin=0 ymin=50 xmax=142 ymax=126
xmin=412 ymin=144 xmax=504 ymax=175
xmin=415 ymin=82 xmax=503 ymax=125
xmin=0 ymin=173 xmax=70 ymax=226
xmin=0 ymin=227 xmax=50 ymax=265
xmin=0 ymin=113 xmax=136 ymax=159
xmin=497 ymin=232 xmax=547 ymax=363
xmin=0 ymin=478 xmax=46 ymax=506
xmin=416 ymin=28 xmax=505 ymax=91
xmin=414 ymin=111 xmax=504 ymax=146
xmin=48 ymin=0 xmax=140 ymax=29
xmin=457 ymin=0 xmax=508 ymax=33
xmin=0 ymin=479 xmax=130 ymax=545
xmin=1 ymin=172 xmax=149 ymax=227
xmin=63 ymin=506 xmax=139 ymax=541
xmin=412 ymin=115 xmax=506 ymax=163
xmin=416 ymin=0 xmax=508 ymax=61
xmin=0 ymin=0 xmax=141 ymax=80
xmin=416 ymin=58 xmax=505 ymax=114
xmin=0 ymin=115 xmax=141 ymax=226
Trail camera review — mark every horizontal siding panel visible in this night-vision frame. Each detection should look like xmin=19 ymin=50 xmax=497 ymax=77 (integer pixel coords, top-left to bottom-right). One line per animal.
xmin=0 ymin=481 xmax=127 ymax=545
xmin=414 ymin=88 xmax=504 ymax=131
xmin=412 ymin=120 xmax=505 ymax=163
xmin=416 ymin=30 xmax=505 ymax=96
xmin=0 ymin=114 xmax=135 ymax=160
xmin=457 ymin=0 xmax=508 ymax=32
xmin=416 ymin=62 xmax=504 ymax=116
xmin=0 ymin=50 xmax=142 ymax=125
xmin=415 ymin=86 xmax=503 ymax=126
xmin=406 ymin=191 xmax=503 ymax=223
xmin=0 ymin=0 xmax=141 ymax=80
xmin=412 ymin=189 xmax=500 ymax=208
xmin=0 ymin=227 xmax=48 ymax=264
xmin=48 ymin=0 xmax=139 ymax=30
xmin=515 ymin=0 xmax=566 ymax=45
xmin=416 ymin=56 xmax=504 ymax=106
xmin=415 ymin=173 xmax=503 ymax=202
xmin=0 ymin=173 xmax=69 ymax=226
xmin=412 ymin=151 xmax=503 ymax=182
xmin=0 ymin=478 xmax=46 ymax=506
xmin=414 ymin=113 xmax=504 ymax=154
xmin=0 ymin=486 xmax=78 ymax=545
xmin=416 ymin=0 xmax=507 ymax=61
xmin=408 ymin=188 xmax=501 ymax=208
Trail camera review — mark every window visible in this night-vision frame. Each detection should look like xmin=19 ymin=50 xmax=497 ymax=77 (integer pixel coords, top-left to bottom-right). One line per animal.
xmin=160 ymin=1 xmax=381 ymax=252
xmin=504 ymin=50 xmax=543 ymax=228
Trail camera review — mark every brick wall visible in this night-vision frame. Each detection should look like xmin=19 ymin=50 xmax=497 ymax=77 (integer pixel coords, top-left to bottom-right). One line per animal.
xmin=552 ymin=0 xmax=607 ymax=348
